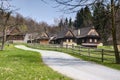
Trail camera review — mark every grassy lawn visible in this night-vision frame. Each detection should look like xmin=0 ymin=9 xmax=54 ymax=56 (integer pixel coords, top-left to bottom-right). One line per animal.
xmin=0 ymin=45 xmax=71 ymax=80
xmin=26 ymin=44 xmax=120 ymax=70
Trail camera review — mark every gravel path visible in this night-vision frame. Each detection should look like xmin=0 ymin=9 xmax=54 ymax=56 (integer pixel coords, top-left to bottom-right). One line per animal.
xmin=15 ymin=45 xmax=120 ymax=80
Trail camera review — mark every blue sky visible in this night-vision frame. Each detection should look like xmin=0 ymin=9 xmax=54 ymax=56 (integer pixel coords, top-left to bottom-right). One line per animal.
xmin=10 ymin=0 xmax=75 ymax=25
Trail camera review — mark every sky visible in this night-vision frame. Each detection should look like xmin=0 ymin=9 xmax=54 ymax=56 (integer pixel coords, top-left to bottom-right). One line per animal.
xmin=10 ymin=0 xmax=76 ymax=25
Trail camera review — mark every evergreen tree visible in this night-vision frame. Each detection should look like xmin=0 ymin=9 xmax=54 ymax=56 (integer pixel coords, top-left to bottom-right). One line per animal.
xmin=74 ymin=6 xmax=92 ymax=29
xmin=58 ymin=19 xmax=64 ymax=31
xmin=69 ymin=17 xmax=72 ymax=28
xmin=83 ymin=6 xmax=93 ymax=26
xmin=74 ymin=8 xmax=84 ymax=29
xmin=93 ymin=2 xmax=111 ymax=44
xmin=65 ymin=18 xmax=68 ymax=26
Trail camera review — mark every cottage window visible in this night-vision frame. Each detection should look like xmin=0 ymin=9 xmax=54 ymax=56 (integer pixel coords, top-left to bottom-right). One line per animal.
xmin=82 ymin=39 xmax=84 ymax=42
xmin=66 ymin=39 xmax=69 ymax=42
xmin=70 ymin=39 xmax=73 ymax=42
xmin=90 ymin=39 xmax=92 ymax=42
xmin=94 ymin=39 xmax=97 ymax=42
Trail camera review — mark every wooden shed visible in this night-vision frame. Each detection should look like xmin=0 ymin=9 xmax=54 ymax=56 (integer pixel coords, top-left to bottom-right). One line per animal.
xmin=37 ymin=32 xmax=50 ymax=45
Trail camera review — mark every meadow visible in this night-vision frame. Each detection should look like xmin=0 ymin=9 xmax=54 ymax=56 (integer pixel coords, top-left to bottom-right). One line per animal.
xmin=0 ymin=45 xmax=71 ymax=80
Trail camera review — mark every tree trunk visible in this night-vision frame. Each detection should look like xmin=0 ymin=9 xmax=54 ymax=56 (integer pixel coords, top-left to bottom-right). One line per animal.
xmin=0 ymin=12 xmax=11 ymax=50
xmin=111 ymin=0 xmax=120 ymax=64
xmin=1 ymin=26 xmax=6 ymax=50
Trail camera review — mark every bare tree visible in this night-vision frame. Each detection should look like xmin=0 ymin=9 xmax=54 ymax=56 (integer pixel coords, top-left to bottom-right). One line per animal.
xmin=43 ymin=0 xmax=120 ymax=63
xmin=0 ymin=0 xmax=15 ymax=50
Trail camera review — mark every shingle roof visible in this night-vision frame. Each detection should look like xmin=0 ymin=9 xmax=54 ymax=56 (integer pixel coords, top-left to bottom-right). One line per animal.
xmin=26 ymin=32 xmax=39 ymax=40
xmin=0 ymin=27 xmax=26 ymax=37
xmin=55 ymin=27 xmax=99 ymax=40
xmin=73 ymin=27 xmax=92 ymax=38
xmin=36 ymin=32 xmax=50 ymax=40
xmin=56 ymin=29 xmax=76 ymax=39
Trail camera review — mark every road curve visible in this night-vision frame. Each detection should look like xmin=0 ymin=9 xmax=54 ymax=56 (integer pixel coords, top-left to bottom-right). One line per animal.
xmin=15 ymin=45 xmax=120 ymax=80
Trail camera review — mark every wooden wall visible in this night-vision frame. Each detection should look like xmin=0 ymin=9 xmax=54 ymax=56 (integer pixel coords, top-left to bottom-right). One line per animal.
xmin=40 ymin=39 xmax=49 ymax=45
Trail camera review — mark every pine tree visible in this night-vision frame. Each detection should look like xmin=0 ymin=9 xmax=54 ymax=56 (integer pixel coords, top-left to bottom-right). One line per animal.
xmin=74 ymin=6 xmax=92 ymax=29
xmin=93 ymin=2 xmax=111 ymax=44
xmin=58 ymin=19 xmax=64 ymax=31
xmin=74 ymin=8 xmax=84 ymax=29
xmin=83 ymin=6 xmax=93 ymax=26
xmin=65 ymin=18 xmax=68 ymax=26
xmin=69 ymin=17 xmax=72 ymax=28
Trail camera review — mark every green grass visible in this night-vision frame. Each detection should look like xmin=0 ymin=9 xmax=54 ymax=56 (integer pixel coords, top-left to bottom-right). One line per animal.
xmin=0 ymin=45 xmax=71 ymax=80
xmin=97 ymin=46 xmax=114 ymax=50
xmin=26 ymin=44 xmax=120 ymax=70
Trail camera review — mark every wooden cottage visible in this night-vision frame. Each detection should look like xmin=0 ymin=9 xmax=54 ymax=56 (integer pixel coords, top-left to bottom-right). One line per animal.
xmin=25 ymin=32 xmax=38 ymax=43
xmin=37 ymin=32 xmax=50 ymax=45
xmin=53 ymin=29 xmax=77 ymax=46
xmin=52 ymin=26 xmax=101 ymax=47
xmin=6 ymin=27 xmax=26 ymax=43
xmin=74 ymin=27 xmax=101 ymax=47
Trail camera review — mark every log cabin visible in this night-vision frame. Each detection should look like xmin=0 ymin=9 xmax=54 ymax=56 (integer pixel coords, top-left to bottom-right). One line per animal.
xmin=53 ymin=29 xmax=77 ymax=47
xmin=6 ymin=27 xmax=26 ymax=43
xmin=52 ymin=26 xmax=101 ymax=47
xmin=74 ymin=27 xmax=101 ymax=47
xmin=25 ymin=32 xmax=38 ymax=43
xmin=36 ymin=32 xmax=50 ymax=45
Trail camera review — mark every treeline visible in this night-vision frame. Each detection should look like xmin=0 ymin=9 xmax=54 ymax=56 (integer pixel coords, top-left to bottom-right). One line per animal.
xmin=0 ymin=2 xmax=120 ymax=45
xmin=7 ymin=13 xmax=51 ymax=33
xmin=57 ymin=3 xmax=120 ymax=45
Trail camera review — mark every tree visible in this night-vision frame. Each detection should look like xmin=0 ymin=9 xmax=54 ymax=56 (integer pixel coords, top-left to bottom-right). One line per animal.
xmin=111 ymin=0 xmax=120 ymax=63
xmin=83 ymin=6 xmax=93 ymax=26
xmin=68 ymin=17 xmax=72 ymax=28
xmin=74 ymin=6 xmax=92 ymax=29
xmin=0 ymin=0 xmax=13 ymax=50
xmin=46 ymin=0 xmax=120 ymax=63
xmin=58 ymin=19 xmax=64 ymax=31
xmin=74 ymin=8 xmax=84 ymax=29
xmin=93 ymin=2 xmax=111 ymax=45
xmin=64 ymin=17 xmax=68 ymax=26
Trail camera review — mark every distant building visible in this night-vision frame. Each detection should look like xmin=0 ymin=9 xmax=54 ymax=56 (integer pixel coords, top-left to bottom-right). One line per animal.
xmin=25 ymin=32 xmax=38 ymax=43
xmin=75 ymin=27 xmax=101 ymax=47
xmin=36 ymin=32 xmax=50 ymax=45
xmin=51 ymin=26 xmax=102 ymax=47
xmin=6 ymin=27 xmax=26 ymax=43
xmin=52 ymin=29 xmax=77 ymax=47
xmin=0 ymin=26 xmax=102 ymax=47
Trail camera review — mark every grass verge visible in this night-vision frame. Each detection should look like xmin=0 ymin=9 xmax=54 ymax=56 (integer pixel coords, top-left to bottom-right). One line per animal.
xmin=0 ymin=45 xmax=71 ymax=80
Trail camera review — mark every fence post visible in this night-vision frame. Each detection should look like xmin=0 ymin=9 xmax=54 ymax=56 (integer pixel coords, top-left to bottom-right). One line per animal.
xmin=79 ymin=46 xmax=81 ymax=55
xmin=101 ymin=49 xmax=104 ymax=62
xmin=88 ymin=48 xmax=90 ymax=57
xmin=71 ymin=45 xmax=73 ymax=54
xmin=66 ymin=44 xmax=68 ymax=52
xmin=55 ymin=45 xmax=57 ymax=51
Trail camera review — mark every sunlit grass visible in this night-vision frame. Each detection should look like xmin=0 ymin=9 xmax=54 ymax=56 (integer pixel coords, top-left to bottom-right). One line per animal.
xmin=0 ymin=45 xmax=71 ymax=80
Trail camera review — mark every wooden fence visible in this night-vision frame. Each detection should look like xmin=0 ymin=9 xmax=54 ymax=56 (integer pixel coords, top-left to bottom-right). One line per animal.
xmin=28 ymin=43 xmax=118 ymax=63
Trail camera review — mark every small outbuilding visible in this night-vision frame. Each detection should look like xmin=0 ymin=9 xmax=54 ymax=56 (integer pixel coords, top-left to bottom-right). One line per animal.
xmin=37 ymin=32 xmax=50 ymax=45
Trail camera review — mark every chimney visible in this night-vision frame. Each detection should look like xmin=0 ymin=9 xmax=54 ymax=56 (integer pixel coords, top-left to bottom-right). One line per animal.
xmin=78 ymin=29 xmax=80 ymax=36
